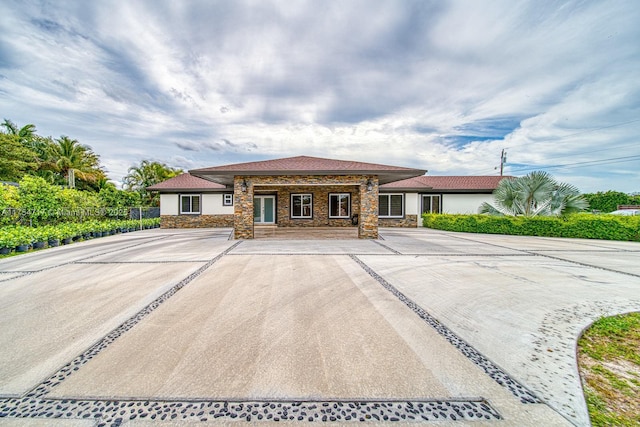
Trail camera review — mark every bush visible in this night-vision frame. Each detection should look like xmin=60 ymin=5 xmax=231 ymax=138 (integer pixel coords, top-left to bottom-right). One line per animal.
xmin=17 ymin=175 xmax=60 ymax=226
xmin=422 ymin=213 xmax=640 ymax=241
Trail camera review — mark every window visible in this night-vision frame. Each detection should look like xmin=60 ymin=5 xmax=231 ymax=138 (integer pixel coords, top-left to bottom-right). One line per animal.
xmin=223 ymin=193 xmax=233 ymax=206
xmin=379 ymin=194 xmax=404 ymax=217
xmin=329 ymin=193 xmax=351 ymax=218
xmin=180 ymin=195 xmax=201 ymax=214
xmin=291 ymin=194 xmax=313 ymax=218
xmin=422 ymin=195 xmax=441 ymax=214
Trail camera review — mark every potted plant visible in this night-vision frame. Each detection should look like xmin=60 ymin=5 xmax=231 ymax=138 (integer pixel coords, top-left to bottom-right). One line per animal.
xmin=31 ymin=228 xmax=47 ymax=249
xmin=0 ymin=228 xmax=20 ymax=254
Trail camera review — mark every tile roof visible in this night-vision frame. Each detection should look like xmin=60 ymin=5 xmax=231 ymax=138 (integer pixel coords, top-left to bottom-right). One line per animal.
xmin=190 ymin=155 xmax=427 ymax=185
xmin=381 ymin=175 xmax=509 ymax=191
xmin=147 ymin=173 xmax=227 ymax=191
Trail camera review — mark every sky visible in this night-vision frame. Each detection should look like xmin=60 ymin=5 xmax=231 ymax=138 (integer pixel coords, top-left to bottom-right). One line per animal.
xmin=1 ymin=0 xmax=639 ymax=193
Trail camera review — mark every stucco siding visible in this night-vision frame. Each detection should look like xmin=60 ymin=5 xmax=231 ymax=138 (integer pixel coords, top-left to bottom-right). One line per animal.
xmin=405 ymin=193 xmax=419 ymax=216
xmin=442 ymin=194 xmax=493 ymax=214
xmin=160 ymin=194 xmax=179 ymax=215
xmin=202 ymin=194 xmax=234 ymax=215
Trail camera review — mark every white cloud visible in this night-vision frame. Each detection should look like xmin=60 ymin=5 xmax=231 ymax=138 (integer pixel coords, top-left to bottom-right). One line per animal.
xmin=1 ymin=0 xmax=639 ymax=191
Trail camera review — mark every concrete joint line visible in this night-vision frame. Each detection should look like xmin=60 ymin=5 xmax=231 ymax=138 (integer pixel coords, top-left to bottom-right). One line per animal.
xmin=372 ymin=240 xmax=402 ymax=254
xmin=446 ymin=233 xmax=640 ymax=278
xmin=22 ymin=241 xmax=243 ymax=400
xmin=349 ymin=255 xmax=540 ymax=405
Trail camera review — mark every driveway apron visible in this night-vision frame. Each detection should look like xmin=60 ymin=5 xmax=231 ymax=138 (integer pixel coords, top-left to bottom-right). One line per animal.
xmin=1 ymin=227 xmax=638 ymax=426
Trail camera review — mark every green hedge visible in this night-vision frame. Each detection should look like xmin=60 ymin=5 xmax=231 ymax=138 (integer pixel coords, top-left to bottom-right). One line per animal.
xmin=422 ymin=213 xmax=640 ymax=241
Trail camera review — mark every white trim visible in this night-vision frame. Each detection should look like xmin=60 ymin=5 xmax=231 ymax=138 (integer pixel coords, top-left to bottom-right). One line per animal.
xmin=291 ymin=193 xmax=313 ymax=219
xmin=379 ymin=193 xmax=404 ymax=218
xmin=179 ymin=194 xmax=201 ymax=214
xmin=329 ymin=193 xmax=351 ymax=218
xmin=223 ymin=193 xmax=233 ymax=206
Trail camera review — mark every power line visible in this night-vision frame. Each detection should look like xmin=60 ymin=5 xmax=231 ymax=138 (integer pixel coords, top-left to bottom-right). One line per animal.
xmin=505 ymin=155 xmax=640 ymax=174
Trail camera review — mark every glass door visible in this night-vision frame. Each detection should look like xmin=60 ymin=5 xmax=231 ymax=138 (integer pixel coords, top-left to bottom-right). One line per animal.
xmin=254 ymin=195 xmax=276 ymax=224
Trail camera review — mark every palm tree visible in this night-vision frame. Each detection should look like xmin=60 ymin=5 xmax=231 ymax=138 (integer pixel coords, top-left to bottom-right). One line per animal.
xmin=123 ymin=160 xmax=182 ymax=205
xmin=1 ymin=119 xmax=37 ymax=143
xmin=480 ymin=171 xmax=588 ymax=217
xmin=48 ymin=136 xmax=102 ymax=188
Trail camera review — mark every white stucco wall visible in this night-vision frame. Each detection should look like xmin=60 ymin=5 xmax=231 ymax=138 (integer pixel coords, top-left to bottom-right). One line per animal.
xmin=160 ymin=193 xmax=234 ymax=215
xmin=442 ymin=194 xmax=494 ymax=214
xmin=405 ymin=193 xmax=419 ymax=216
xmin=202 ymin=194 xmax=234 ymax=215
xmin=160 ymin=194 xmax=179 ymax=215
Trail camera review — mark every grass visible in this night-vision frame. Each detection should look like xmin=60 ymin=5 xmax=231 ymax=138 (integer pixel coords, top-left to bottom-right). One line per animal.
xmin=578 ymin=312 xmax=640 ymax=426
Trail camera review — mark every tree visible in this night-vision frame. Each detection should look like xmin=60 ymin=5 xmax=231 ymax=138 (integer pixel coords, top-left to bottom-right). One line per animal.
xmin=1 ymin=119 xmax=37 ymax=143
xmin=123 ymin=160 xmax=182 ymax=206
xmin=0 ymin=134 xmax=38 ymax=181
xmin=48 ymin=136 xmax=104 ymax=189
xmin=480 ymin=171 xmax=588 ymax=217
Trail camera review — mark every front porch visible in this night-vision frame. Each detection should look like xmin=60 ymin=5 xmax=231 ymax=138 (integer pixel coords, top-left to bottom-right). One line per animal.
xmin=234 ymin=174 xmax=379 ymax=239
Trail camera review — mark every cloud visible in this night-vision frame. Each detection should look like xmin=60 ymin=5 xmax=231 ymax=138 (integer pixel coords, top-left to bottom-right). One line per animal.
xmin=0 ymin=0 xmax=639 ymax=191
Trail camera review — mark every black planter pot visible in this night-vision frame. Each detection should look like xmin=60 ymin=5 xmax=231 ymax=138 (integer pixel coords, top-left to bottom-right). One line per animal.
xmin=15 ymin=244 xmax=29 ymax=252
xmin=0 ymin=247 xmax=11 ymax=255
xmin=33 ymin=241 xmax=46 ymax=249
xmin=62 ymin=237 xmax=73 ymax=245
xmin=48 ymin=239 xmax=60 ymax=247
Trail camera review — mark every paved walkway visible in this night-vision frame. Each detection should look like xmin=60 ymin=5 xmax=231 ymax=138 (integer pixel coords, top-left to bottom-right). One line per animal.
xmin=0 ymin=228 xmax=638 ymax=426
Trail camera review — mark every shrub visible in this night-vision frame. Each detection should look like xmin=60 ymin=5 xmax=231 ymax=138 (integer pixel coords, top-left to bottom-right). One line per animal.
xmin=422 ymin=213 xmax=640 ymax=241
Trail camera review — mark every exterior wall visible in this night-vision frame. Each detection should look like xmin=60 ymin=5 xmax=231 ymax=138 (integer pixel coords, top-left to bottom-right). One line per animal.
xmin=405 ymin=193 xmax=419 ymax=216
xmin=379 ymin=215 xmax=418 ymax=228
xmin=233 ymin=175 xmax=378 ymax=239
xmin=160 ymin=214 xmax=234 ymax=228
xmin=159 ymin=193 xmax=233 ymax=228
xmin=442 ymin=194 xmax=493 ymax=214
xmin=160 ymin=194 xmax=179 ymax=216
xmin=255 ymin=184 xmax=360 ymax=227
xmin=202 ymin=194 xmax=234 ymax=215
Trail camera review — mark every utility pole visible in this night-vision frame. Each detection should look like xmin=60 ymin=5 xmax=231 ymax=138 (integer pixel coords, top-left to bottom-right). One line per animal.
xmin=500 ymin=149 xmax=507 ymax=176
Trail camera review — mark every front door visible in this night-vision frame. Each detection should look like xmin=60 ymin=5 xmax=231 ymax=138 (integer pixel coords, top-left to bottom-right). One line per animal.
xmin=254 ymin=195 xmax=276 ymax=224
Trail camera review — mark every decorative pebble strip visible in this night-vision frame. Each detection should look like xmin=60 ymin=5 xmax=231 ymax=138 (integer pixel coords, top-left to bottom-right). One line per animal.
xmin=0 ymin=398 xmax=501 ymax=425
xmin=25 ymin=241 xmax=243 ymax=399
xmin=350 ymin=255 xmax=540 ymax=404
xmin=372 ymin=240 xmax=402 ymax=254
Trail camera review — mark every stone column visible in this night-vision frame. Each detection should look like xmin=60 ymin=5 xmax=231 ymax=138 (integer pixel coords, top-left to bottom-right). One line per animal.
xmin=358 ymin=176 xmax=379 ymax=239
xmin=233 ymin=176 xmax=254 ymax=239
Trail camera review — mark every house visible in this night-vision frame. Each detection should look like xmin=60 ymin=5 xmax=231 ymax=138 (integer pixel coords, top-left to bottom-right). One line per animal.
xmin=148 ymin=155 xmax=506 ymax=238
xmin=380 ymin=175 xmax=508 ymax=226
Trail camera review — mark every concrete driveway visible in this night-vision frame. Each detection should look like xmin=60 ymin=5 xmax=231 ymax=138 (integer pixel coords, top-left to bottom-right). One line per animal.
xmin=0 ymin=228 xmax=639 ymax=426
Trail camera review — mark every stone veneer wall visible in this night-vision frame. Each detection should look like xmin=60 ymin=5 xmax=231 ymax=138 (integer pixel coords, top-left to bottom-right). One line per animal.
xmin=379 ymin=215 xmax=418 ymax=228
xmin=161 ymin=215 xmax=234 ymax=228
xmin=234 ymin=175 xmax=378 ymax=239
xmin=256 ymin=184 xmax=360 ymax=228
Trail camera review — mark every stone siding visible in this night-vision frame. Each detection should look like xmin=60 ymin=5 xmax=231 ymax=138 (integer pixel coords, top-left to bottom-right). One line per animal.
xmin=256 ymin=184 xmax=360 ymax=228
xmin=161 ymin=215 xmax=234 ymax=228
xmin=233 ymin=175 xmax=379 ymax=239
xmin=379 ymin=215 xmax=418 ymax=228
